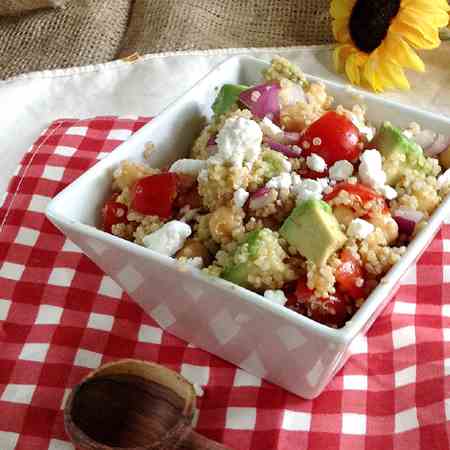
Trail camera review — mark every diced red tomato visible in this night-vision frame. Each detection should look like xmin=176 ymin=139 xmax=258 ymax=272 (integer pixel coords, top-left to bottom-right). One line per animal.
xmin=174 ymin=174 xmax=202 ymax=210
xmin=294 ymin=279 xmax=314 ymax=303
xmin=307 ymin=293 xmax=349 ymax=328
xmin=324 ymin=182 xmax=385 ymax=206
xmin=130 ymin=173 xmax=178 ymax=218
xmin=335 ymin=249 xmax=365 ymax=300
xmin=299 ymin=112 xmax=361 ymax=165
xmin=102 ymin=194 xmax=129 ymax=233
xmin=297 ymin=167 xmax=328 ymax=180
xmin=176 ymin=173 xmax=196 ymax=192
xmin=282 ymin=280 xmax=308 ymax=314
xmin=175 ymin=185 xmax=202 ymax=209
xmin=288 ymin=278 xmax=350 ymax=327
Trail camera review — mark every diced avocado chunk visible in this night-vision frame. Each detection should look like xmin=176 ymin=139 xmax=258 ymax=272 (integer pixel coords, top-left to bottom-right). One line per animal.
xmin=212 ymin=84 xmax=249 ymax=116
xmin=245 ymin=229 xmax=262 ymax=258
xmin=280 ymin=199 xmax=346 ymax=266
xmin=222 ymin=229 xmax=264 ymax=287
xmin=372 ymin=122 xmax=431 ymax=184
xmin=221 ymin=263 xmax=251 ymax=288
xmin=262 ymin=149 xmax=289 ymax=178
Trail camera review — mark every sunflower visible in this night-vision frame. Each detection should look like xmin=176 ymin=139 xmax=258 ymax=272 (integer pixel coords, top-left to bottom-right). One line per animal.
xmin=331 ymin=0 xmax=450 ymax=92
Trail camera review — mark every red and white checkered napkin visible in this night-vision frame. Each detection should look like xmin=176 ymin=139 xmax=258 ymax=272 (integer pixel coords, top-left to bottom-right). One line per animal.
xmin=0 ymin=116 xmax=449 ymax=450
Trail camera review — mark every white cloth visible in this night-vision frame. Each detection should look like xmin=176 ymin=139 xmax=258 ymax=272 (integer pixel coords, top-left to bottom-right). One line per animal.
xmin=0 ymin=44 xmax=449 ymax=195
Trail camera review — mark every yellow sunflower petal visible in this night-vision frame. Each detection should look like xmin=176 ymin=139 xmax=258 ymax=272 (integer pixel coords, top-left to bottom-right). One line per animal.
xmin=345 ymin=53 xmax=362 ymax=85
xmin=333 ymin=44 xmax=355 ymax=73
xmin=378 ymin=59 xmax=410 ymax=91
xmin=396 ymin=8 xmax=444 ymax=46
xmin=402 ymin=0 xmax=450 ymax=13
xmin=381 ymin=31 xmax=425 ymax=72
xmin=332 ymin=18 xmax=352 ymax=43
xmin=390 ymin=20 xmax=441 ymax=49
xmin=362 ymin=58 xmax=385 ymax=92
xmin=343 ymin=51 xmax=368 ymax=86
xmin=403 ymin=6 xmax=450 ymax=28
xmin=330 ymin=0 xmax=355 ymax=20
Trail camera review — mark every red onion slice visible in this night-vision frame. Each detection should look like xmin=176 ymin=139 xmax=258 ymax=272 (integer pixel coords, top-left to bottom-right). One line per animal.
xmin=412 ymin=129 xmax=436 ymax=150
xmin=281 ymin=131 xmax=301 ymax=144
xmin=248 ymin=187 xmax=273 ymax=210
xmin=206 ymin=134 xmax=218 ymax=153
xmin=424 ymin=133 xmax=450 ymax=157
xmin=239 ymin=82 xmax=281 ymax=120
xmin=207 ymin=134 xmax=217 ymax=145
xmin=393 ymin=208 xmax=424 ymax=235
xmin=264 ymin=138 xmax=302 ymax=158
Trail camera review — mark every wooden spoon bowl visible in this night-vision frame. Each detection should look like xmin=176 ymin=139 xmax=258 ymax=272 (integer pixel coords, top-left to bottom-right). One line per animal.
xmin=64 ymin=359 xmax=231 ymax=450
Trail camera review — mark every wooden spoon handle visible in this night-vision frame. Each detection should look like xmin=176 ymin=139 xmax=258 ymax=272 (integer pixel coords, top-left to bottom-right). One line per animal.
xmin=177 ymin=430 xmax=233 ymax=450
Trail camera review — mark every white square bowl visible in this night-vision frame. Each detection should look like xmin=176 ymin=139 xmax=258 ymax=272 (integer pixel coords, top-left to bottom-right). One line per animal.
xmin=46 ymin=56 xmax=450 ymax=399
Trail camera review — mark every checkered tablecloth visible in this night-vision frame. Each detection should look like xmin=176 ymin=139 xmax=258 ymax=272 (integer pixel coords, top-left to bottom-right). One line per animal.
xmin=0 ymin=117 xmax=449 ymax=450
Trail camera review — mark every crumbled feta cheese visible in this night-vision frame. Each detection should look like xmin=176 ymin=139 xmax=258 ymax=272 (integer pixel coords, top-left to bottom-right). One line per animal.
xmin=378 ymin=185 xmax=398 ymax=200
xmin=183 ymin=257 xmax=204 ymax=269
xmin=266 ymin=172 xmax=292 ymax=190
xmin=306 ymin=153 xmax=327 ymax=172
xmin=329 ymin=160 xmax=353 ymax=181
xmin=317 ymin=177 xmax=329 ymax=190
xmin=291 ymin=145 xmax=302 ymax=155
xmin=233 ymin=188 xmax=250 ymax=208
xmin=263 ymin=289 xmax=288 ymax=306
xmin=349 ymin=112 xmax=375 ymax=141
xmin=347 ymin=218 xmax=374 ymax=240
xmin=290 ymin=172 xmax=302 ymax=190
xmin=294 ymin=179 xmax=324 ymax=202
xmin=212 ymin=117 xmax=262 ymax=168
xmin=280 ymin=158 xmax=292 ymax=173
xmin=260 ymin=117 xmax=284 ymax=139
xmin=169 ymin=159 xmax=206 ymax=176
xmin=437 ymin=169 xmax=450 ymax=189
xmin=358 ymin=149 xmax=386 ymax=189
xmin=142 ymin=221 xmax=191 ymax=256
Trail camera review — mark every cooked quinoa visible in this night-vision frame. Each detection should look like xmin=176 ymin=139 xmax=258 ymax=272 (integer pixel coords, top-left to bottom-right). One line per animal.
xmin=99 ymin=57 xmax=450 ymax=329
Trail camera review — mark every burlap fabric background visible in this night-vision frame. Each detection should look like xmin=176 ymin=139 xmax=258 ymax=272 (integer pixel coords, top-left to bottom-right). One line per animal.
xmin=0 ymin=0 xmax=332 ymax=80
xmin=0 ymin=0 xmax=67 ymax=16
xmin=120 ymin=0 xmax=332 ymax=56
xmin=0 ymin=0 xmax=131 ymax=79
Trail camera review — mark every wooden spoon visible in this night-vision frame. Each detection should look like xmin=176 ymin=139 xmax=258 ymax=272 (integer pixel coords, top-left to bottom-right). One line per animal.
xmin=64 ymin=359 xmax=232 ymax=450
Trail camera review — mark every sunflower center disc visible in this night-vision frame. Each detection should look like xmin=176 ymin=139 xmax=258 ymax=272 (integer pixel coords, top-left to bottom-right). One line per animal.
xmin=349 ymin=0 xmax=401 ymax=53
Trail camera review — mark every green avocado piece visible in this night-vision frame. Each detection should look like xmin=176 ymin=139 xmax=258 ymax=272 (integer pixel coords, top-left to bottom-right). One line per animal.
xmin=212 ymin=84 xmax=249 ymax=116
xmin=280 ymin=199 xmax=346 ymax=266
xmin=245 ymin=230 xmax=262 ymax=258
xmin=221 ymin=229 xmax=265 ymax=287
xmin=262 ymin=150 xmax=289 ymax=178
xmin=371 ymin=122 xmax=430 ymax=185
xmin=221 ymin=263 xmax=251 ymax=288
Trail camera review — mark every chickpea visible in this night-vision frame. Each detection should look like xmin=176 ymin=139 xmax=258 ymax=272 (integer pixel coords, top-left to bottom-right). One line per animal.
xmin=333 ymin=205 xmax=356 ymax=227
xmin=176 ymin=239 xmax=212 ymax=265
xmin=209 ymin=206 xmax=236 ymax=243
xmin=439 ymin=146 xmax=450 ymax=170
xmin=370 ymin=213 xmax=398 ymax=244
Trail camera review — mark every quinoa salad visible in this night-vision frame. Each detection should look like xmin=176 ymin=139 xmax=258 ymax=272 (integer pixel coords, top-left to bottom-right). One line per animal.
xmin=100 ymin=57 xmax=450 ymax=329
